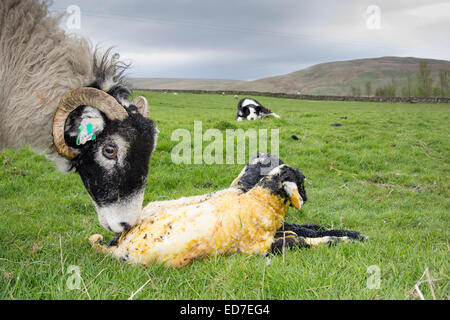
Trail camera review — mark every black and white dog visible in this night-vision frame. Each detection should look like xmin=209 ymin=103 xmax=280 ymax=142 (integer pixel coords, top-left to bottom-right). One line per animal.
xmin=235 ymin=98 xmax=280 ymax=121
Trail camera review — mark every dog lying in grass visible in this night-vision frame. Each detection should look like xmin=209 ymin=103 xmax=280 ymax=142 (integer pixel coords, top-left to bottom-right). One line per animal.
xmin=89 ymin=154 xmax=366 ymax=268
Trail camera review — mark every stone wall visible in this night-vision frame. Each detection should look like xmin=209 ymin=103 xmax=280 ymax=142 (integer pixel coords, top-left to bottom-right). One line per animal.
xmin=133 ymin=88 xmax=450 ymax=103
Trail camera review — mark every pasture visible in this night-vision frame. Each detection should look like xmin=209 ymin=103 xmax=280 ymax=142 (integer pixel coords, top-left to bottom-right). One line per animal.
xmin=0 ymin=92 xmax=448 ymax=299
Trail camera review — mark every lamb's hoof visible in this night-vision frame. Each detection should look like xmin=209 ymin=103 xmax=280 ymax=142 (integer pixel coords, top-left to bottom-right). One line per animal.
xmin=89 ymin=234 xmax=104 ymax=246
xmin=357 ymin=233 xmax=369 ymax=241
xmin=347 ymin=231 xmax=368 ymax=242
xmin=326 ymin=236 xmax=348 ymax=246
xmin=328 ymin=232 xmax=368 ymax=246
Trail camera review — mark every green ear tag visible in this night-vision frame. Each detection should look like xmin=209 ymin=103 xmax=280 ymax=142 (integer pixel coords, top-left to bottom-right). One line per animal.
xmin=86 ymin=123 xmax=96 ymax=141
xmin=76 ymin=125 xmax=83 ymax=146
xmin=76 ymin=123 xmax=96 ymax=146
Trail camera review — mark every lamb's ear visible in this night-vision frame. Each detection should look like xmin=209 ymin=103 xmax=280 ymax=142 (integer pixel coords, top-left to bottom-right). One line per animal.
xmin=64 ymin=106 xmax=106 ymax=148
xmin=282 ymin=181 xmax=303 ymax=210
xmin=230 ymin=166 xmax=247 ymax=187
xmin=131 ymin=96 xmax=149 ymax=118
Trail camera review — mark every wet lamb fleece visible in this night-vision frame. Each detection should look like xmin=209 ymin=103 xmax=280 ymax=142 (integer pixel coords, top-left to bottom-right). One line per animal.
xmin=90 ymin=164 xmax=304 ymax=267
xmin=89 ymin=154 xmax=366 ymax=268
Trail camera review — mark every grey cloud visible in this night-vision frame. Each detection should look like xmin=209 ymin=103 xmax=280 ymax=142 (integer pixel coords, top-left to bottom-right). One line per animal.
xmin=50 ymin=0 xmax=449 ymax=79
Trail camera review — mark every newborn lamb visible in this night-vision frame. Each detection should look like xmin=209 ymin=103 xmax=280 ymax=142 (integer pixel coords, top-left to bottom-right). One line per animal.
xmin=89 ymin=164 xmax=306 ymax=268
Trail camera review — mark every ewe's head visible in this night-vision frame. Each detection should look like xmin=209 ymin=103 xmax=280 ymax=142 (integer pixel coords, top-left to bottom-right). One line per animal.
xmin=52 ymin=87 xmax=158 ymax=233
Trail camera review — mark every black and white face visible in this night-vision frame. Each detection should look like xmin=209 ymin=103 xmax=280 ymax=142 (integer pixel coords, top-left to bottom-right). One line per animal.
xmin=237 ymin=105 xmax=262 ymax=121
xmin=236 ymin=98 xmax=266 ymax=121
xmin=231 ymin=153 xmax=285 ymax=191
xmin=258 ymin=164 xmax=307 ymax=206
xmin=64 ymin=102 xmax=158 ymax=233
xmin=246 ymin=105 xmax=260 ymax=120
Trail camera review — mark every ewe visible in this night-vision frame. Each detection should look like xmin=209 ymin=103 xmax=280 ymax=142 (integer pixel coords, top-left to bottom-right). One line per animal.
xmin=0 ymin=0 xmax=158 ymax=233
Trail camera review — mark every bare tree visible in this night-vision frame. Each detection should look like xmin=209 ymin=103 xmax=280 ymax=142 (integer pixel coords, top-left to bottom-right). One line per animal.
xmin=416 ymin=61 xmax=433 ymax=97
xmin=439 ymin=69 xmax=449 ymax=97
xmin=406 ymin=72 xmax=413 ymax=98
xmin=365 ymin=81 xmax=372 ymax=97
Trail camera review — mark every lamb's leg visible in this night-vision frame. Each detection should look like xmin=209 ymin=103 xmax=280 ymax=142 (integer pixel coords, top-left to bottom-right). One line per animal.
xmin=270 ymin=230 xmax=310 ymax=253
xmin=88 ymin=234 xmax=130 ymax=262
xmin=279 ymin=221 xmax=367 ymax=240
xmin=271 ymin=221 xmax=367 ymax=253
xmin=88 ymin=234 xmax=112 ymax=255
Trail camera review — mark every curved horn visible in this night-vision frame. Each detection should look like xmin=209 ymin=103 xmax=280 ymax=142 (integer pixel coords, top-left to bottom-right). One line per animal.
xmin=52 ymin=87 xmax=129 ymax=159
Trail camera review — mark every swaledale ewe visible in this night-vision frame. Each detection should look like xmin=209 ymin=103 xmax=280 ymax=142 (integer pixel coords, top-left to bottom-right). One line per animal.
xmin=90 ymin=155 xmax=366 ymax=268
xmin=0 ymin=0 xmax=158 ymax=233
xmin=236 ymin=97 xmax=280 ymax=121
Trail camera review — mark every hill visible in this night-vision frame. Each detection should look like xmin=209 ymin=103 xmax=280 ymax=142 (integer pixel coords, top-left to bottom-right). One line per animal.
xmin=227 ymin=57 xmax=450 ymax=95
xmin=129 ymin=78 xmax=244 ymax=91
xmin=129 ymin=57 xmax=450 ymax=96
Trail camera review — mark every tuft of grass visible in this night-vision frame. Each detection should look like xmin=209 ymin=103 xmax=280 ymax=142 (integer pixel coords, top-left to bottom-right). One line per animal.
xmin=0 ymin=92 xmax=449 ymax=299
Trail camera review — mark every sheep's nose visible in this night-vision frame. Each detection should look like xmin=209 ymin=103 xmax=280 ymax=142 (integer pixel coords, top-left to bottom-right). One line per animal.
xmin=106 ymin=219 xmax=136 ymax=233
xmin=94 ymin=190 xmax=145 ymax=233
xmin=120 ymin=222 xmax=132 ymax=231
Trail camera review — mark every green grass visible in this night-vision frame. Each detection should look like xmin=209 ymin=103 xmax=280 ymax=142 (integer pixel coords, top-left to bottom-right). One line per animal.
xmin=0 ymin=92 xmax=449 ymax=299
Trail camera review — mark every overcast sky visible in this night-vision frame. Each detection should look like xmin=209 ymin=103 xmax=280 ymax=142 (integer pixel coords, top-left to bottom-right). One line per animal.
xmin=50 ymin=0 xmax=450 ymax=80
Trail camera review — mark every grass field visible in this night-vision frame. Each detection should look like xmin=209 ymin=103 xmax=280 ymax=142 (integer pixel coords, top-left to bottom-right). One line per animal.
xmin=0 ymin=92 xmax=449 ymax=300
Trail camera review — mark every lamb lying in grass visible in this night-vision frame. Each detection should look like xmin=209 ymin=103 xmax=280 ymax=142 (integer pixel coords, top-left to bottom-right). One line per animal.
xmin=90 ymin=164 xmax=305 ymax=267
xmin=89 ymin=154 xmax=366 ymax=268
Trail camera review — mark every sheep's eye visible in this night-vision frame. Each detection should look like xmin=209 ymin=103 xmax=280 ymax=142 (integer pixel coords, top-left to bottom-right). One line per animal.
xmin=102 ymin=145 xmax=117 ymax=159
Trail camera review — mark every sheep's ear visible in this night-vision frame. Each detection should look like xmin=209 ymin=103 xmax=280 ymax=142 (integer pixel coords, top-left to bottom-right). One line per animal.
xmin=282 ymin=181 xmax=303 ymax=210
xmin=64 ymin=106 xmax=105 ymax=148
xmin=230 ymin=166 xmax=247 ymax=187
xmin=131 ymin=96 xmax=150 ymax=118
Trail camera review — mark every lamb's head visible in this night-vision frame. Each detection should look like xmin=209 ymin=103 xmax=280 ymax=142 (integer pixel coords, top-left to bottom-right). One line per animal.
xmin=231 ymin=153 xmax=284 ymax=191
xmin=52 ymin=87 xmax=158 ymax=233
xmin=257 ymin=164 xmax=307 ymax=210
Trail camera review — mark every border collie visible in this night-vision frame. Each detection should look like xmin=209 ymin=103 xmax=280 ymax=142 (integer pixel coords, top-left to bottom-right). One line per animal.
xmin=236 ymin=98 xmax=280 ymax=121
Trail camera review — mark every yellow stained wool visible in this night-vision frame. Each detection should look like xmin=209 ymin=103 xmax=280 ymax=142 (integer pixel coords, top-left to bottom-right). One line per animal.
xmin=89 ymin=184 xmax=299 ymax=268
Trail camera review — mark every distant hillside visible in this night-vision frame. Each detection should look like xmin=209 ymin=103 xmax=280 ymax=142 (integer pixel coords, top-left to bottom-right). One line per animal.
xmin=129 ymin=57 xmax=450 ymax=96
xmin=129 ymin=78 xmax=244 ymax=91
xmin=227 ymin=57 xmax=450 ymax=96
